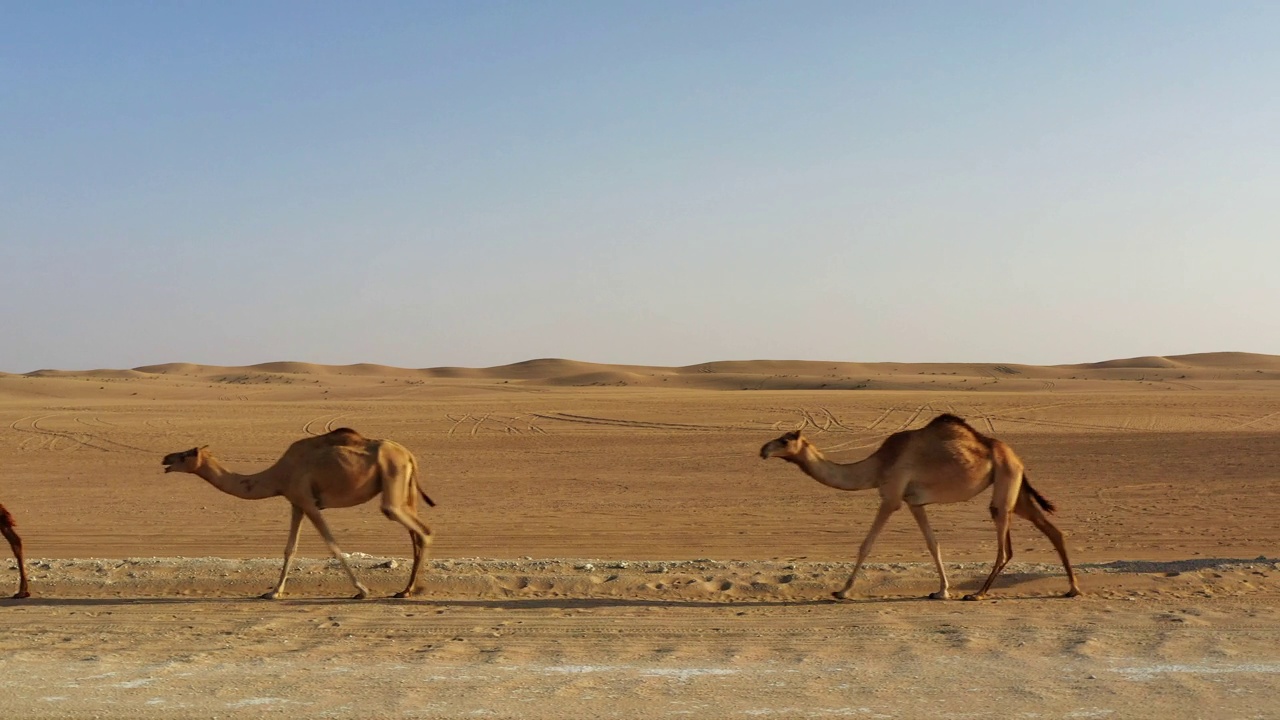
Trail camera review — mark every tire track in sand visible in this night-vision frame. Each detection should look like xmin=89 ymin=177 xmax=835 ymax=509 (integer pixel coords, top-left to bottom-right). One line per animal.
xmin=811 ymin=404 xmax=940 ymax=455
xmin=864 ymin=405 xmax=897 ymax=432
xmin=302 ymin=415 xmax=348 ymax=436
xmin=532 ymin=413 xmax=738 ymax=432
xmin=1231 ymin=410 xmax=1280 ymax=431
xmin=446 ymin=413 xmax=550 ymax=438
xmin=9 ymin=413 xmax=155 ymax=454
xmin=893 ymin=403 xmax=933 ymax=433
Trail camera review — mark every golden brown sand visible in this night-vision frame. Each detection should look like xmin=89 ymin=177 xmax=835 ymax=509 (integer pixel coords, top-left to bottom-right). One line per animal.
xmin=2 ymin=353 xmax=1280 ymax=718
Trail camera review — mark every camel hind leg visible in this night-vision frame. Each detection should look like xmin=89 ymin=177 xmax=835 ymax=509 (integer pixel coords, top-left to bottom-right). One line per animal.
xmin=964 ymin=454 xmax=1020 ymax=601
xmin=380 ymin=460 xmax=434 ymax=598
xmin=384 ymin=496 xmax=432 ymax=598
xmin=394 ymin=526 xmax=430 ymax=599
xmin=964 ymin=507 xmax=1014 ymax=600
xmin=1 ymin=507 xmax=30 ymax=599
xmin=1014 ymin=487 xmax=1082 ymax=597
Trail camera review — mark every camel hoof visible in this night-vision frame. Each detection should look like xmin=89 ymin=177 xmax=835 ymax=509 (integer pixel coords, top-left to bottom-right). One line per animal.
xmin=11 ymin=591 xmax=30 ymax=600
xmin=927 ymin=591 xmax=950 ymax=600
xmin=260 ymin=591 xmax=283 ymax=600
xmin=961 ymin=593 xmax=984 ymax=602
xmin=831 ymin=591 xmax=850 ymax=601
xmin=1063 ymin=588 xmax=1083 ymax=598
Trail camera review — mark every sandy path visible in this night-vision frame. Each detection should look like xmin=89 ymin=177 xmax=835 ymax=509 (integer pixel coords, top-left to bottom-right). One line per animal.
xmin=5 ymin=557 xmax=1280 ymax=718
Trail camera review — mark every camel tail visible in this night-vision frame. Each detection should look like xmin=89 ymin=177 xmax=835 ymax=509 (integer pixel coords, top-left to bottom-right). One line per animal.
xmin=1022 ymin=474 xmax=1056 ymax=514
xmin=411 ymin=458 xmax=436 ymax=508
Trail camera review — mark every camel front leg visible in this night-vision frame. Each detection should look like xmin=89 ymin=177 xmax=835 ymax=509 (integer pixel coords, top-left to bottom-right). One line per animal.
xmin=908 ymin=505 xmax=950 ymax=600
xmin=262 ymin=505 xmax=304 ymax=600
xmin=302 ymin=506 xmax=370 ymax=599
xmin=833 ymin=501 xmax=899 ymax=600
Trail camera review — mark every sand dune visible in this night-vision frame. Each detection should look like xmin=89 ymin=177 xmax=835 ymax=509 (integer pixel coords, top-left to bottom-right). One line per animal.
xmin=0 ymin=352 xmax=1276 ymax=411
xmin=1073 ymin=355 xmax=1189 ymax=369
xmin=246 ymin=361 xmax=326 ymax=375
xmin=133 ymin=362 xmax=214 ymax=375
xmin=24 ymin=368 xmax=152 ymax=380
xmin=1067 ymin=351 xmax=1280 ymax=370
xmin=683 ymin=359 xmax=874 ymax=375
xmin=5 ymin=351 xmax=1275 ymax=394
xmin=543 ymin=370 xmax=654 ymax=387
xmin=487 ymin=357 xmax=609 ymax=377
xmin=1167 ymin=351 xmax=1280 ymax=368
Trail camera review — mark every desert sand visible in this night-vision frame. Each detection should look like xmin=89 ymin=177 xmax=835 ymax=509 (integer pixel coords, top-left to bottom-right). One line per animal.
xmin=2 ymin=353 xmax=1280 ymax=718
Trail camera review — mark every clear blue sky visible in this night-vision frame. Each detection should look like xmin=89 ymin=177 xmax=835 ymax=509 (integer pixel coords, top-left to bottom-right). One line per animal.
xmin=3 ymin=1 xmax=1277 ymax=372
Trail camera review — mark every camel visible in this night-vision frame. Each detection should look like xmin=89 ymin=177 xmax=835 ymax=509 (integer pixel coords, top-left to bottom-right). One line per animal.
xmin=1 ymin=503 xmax=30 ymax=599
xmin=760 ymin=413 xmax=1080 ymax=601
xmin=161 ymin=428 xmax=435 ymax=599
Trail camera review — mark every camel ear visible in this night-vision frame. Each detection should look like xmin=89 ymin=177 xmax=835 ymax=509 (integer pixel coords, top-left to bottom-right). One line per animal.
xmin=785 ymin=430 xmax=802 ymax=441
xmin=199 ymin=445 xmax=209 ymax=451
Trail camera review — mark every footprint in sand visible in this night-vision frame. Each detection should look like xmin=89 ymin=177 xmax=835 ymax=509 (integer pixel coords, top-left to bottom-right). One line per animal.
xmin=498 ymin=577 xmax=529 ymax=592
xmin=498 ymin=577 xmax=554 ymax=592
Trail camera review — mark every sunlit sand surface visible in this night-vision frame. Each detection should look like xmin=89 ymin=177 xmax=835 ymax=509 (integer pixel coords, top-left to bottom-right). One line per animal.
xmin=3 ymin=353 xmax=1279 ymax=717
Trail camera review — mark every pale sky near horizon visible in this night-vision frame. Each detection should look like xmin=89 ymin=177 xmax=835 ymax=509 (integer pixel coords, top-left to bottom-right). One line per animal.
xmin=3 ymin=2 xmax=1277 ymax=373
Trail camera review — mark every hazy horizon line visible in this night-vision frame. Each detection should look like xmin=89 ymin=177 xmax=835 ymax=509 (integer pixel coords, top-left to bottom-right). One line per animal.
xmin=6 ymin=349 xmax=1275 ymax=376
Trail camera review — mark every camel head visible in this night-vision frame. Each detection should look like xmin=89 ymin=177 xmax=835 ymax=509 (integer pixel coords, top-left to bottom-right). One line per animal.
xmin=760 ymin=430 xmax=806 ymax=461
xmin=162 ymin=446 xmax=209 ymax=474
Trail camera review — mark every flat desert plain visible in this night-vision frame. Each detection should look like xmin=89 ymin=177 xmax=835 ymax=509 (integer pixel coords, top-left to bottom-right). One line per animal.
xmin=2 ymin=353 xmax=1280 ymax=719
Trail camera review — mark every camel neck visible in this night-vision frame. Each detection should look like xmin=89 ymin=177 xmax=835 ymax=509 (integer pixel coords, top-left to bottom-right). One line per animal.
xmin=788 ymin=444 xmax=881 ymax=492
xmin=194 ymin=456 xmax=282 ymax=500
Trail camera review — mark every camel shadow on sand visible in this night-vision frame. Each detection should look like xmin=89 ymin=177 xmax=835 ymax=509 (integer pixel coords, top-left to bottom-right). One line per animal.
xmin=1082 ymin=556 xmax=1273 ymax=574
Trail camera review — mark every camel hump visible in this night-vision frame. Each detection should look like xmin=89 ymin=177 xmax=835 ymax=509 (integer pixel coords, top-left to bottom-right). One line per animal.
xmin=317 ymin=427 xmax=367 ymax=445
xmin=926 ymin=413 xmax=998 ymax=448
